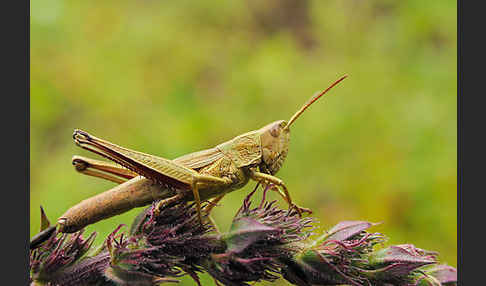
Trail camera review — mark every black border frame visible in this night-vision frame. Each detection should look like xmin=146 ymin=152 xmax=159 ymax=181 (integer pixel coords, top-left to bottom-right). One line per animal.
xmin=7 ymin=0 xmax=30 ymax=284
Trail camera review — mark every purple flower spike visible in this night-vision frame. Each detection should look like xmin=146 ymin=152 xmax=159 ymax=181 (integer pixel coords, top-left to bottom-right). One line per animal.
xmin=205 ymin=189 xmax=314 ymax=286
xmin=368 ymin=245 xmax=437 ymax=275
xmin=359 ymin=244 xmax=439 ymax=285
xmin=30 ymin=189 xmax=457 ymax=286
xmin=30 ymin=228 xmax=98 ymax=285
xmin=103 ymin=201 xmax=223 ymax=285
xmin=281 ymin=220 xmax=385 ymax=286
xmin=232 ymin=187 xmax=314 ymax=248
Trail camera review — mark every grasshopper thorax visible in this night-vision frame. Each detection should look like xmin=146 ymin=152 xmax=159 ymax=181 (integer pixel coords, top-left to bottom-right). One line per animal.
xmin=259 ymin=120 xmax=290 ymax=175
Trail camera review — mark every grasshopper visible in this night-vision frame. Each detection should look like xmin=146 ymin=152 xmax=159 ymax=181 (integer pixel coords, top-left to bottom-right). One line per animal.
xmin=54 ymin=75 xmax=347 ymax=234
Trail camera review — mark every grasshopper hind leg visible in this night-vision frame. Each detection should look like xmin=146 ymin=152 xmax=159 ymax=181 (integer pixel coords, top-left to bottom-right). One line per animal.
xmin=72 ymin=155 xmax=139 ymax=184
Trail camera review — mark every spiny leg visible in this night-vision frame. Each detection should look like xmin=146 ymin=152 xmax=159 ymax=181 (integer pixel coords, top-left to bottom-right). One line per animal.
xmin=203 ymin=194 xmax=225 ymax=234
xmin=249 ymin=170 xmax=312 ymax=216
xmin=191 ymin=178 xmax=202 ymax=224
xmin=203 ymin=194 xmax=225 ymax=215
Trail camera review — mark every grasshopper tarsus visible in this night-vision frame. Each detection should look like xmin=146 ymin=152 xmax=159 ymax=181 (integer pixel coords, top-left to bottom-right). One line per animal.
xmin=295 ymin=205 xmax=313 ymax=216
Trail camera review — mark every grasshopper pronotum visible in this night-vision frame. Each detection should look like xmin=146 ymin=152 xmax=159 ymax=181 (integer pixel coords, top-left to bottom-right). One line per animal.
xmin=47 ymin=75 xmax=347 ymax=236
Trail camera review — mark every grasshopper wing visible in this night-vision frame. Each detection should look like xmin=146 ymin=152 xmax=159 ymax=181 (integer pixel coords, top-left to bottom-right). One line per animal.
xmin=173 ymin=147 xmax=225 ymax=170
xmin=73 ymin=130 xmax=196 ymax=189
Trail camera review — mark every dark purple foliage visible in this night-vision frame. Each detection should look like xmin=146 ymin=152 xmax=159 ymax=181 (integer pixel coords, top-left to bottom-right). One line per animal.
xmin=30 ymin=190 xmax=457 ymax=286
xmin=203 ymin=186 xmax=314 ymax=286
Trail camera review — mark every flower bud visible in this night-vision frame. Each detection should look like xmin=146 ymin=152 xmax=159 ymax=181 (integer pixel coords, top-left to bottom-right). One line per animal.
xmin=427 ymin=264 xmax=457 ymax=285
xmin=281 ymin=220 xmax=384 ymax=286
xmin=362 ymin=244 xmax=437 ymax=284
xmin=411 ymin=264 xmax=457 ymax=286
xmin=205 ymin=188 xmax=313 ymax=285
xmin=103 ymin=200 xmax=224 ymax=285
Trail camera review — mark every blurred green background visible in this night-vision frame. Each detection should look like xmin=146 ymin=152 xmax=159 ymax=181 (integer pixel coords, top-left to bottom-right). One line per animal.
xmin=30 ymin=0 xmax=457 ymax=284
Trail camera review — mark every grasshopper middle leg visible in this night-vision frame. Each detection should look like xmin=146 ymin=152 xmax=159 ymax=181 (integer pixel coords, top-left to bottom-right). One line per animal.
xmin=188 ymin=174 xmax=232 ymax=225
xmin=203 ymin=194 xmax=225 ymax=233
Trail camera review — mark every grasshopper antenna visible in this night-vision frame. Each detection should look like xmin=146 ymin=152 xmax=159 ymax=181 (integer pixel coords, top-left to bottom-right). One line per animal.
xmin=284 ymin=74 xmax=348 ymax=130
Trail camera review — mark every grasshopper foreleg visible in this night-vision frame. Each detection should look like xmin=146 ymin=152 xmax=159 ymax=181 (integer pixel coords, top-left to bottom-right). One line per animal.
xmin=249 ymin=170 xmax=312 ymax=216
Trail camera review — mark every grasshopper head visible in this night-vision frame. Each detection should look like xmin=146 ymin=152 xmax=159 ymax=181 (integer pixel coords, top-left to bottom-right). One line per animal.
xmin=260 ymin=120 xmax=290 ymax=175
xmin=259 ymin=75 xmax=348 ymax=175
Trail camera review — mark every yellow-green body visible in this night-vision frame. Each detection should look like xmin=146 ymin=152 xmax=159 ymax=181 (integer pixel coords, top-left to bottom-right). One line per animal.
xmin=55 ymin=75 xmax=346 ymax=234
xmin=59 ymin=120 xmax=292 ymax=233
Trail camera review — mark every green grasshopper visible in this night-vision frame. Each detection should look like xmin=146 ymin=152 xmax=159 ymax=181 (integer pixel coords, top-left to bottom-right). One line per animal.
xmin=55 ymin=75 xmax=347 ymax=234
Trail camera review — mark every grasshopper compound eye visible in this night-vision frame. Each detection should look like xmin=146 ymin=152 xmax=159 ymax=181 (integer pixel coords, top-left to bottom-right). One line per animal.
xmin=270 ymin=124 xmax=281 ymax=137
